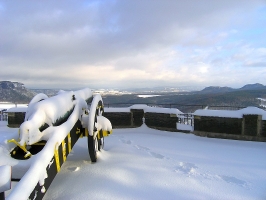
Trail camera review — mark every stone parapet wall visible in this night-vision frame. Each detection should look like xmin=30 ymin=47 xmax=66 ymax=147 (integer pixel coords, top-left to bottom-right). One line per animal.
xmin=194 ymin=110 xmax=266 ymax=142
xmin=6 ymin=105 xmax=266 ymax=142
xmin=105 ymin=109 xmax=179 ymax=131
xmin=145 ymin=112 xmax=178 ymax=132
xmin=103 ymin=112 xmax=132 ymax=128
xmin=194 ymin=116 xmax=242 ymax=135
xmin=8 ymin=112 xmax=25 ymax=128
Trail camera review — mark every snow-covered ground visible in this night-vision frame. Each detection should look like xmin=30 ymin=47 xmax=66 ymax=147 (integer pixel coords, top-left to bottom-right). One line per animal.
xmin=1 ymin=122 xmax=266 ymax=199
xmin=40 ymin=125 xmax=266 ymax=200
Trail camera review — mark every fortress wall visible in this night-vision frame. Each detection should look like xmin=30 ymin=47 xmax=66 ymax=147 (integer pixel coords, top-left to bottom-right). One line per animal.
xmin=194 ymin=114 xmax=266 ymax=142
xmin=194 ymin=116 xmax=242 ymax=135
xmin=7 ymin=106 xmax=266 ymax=142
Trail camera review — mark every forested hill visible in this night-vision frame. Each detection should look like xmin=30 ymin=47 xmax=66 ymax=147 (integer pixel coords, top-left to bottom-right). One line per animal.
xmin=0 ymin=81 xmax=35 ymax=103
xmin=198 ymin=83 xmax=266 ymax=94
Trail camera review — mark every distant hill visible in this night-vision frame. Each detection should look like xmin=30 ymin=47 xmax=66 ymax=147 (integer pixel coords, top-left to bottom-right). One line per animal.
xmin=200 ymin=86 xmax=235 ymax=94
xmin=0 ymin=81 xmax=35 ymax=103
xmin=239 ymin=83 xmax=266 ymax=90
xmin=198 ymin=83 xmax=266 ymax=94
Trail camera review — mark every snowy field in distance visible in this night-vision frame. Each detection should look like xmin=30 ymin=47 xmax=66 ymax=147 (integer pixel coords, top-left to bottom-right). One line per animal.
xmin=137 ymin=95 xmax=161 ymax=98
xmin=39 ymin=125 xmax=266 ymax=200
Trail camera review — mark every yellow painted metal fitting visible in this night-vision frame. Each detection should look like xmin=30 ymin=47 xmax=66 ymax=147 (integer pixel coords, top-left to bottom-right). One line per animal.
xmin=7 ymin=139 xmax=32 ymax=158
xmin=62 ymin=140 xmax=66 ymax=162
xmin=54 ymin=143 xmax=60 ymax=172
xmin=67 ymin=133 xmax=71 ymax=153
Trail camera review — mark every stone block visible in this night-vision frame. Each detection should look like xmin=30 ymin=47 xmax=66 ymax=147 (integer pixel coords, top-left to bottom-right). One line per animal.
xmin=131 ymin=109 xmax=144 ymax=127
xmin=194 ymin=116 xmax=242 ymax=135
xmin=104 ymin=112 xmax=132 ymax=128
xmin=145 ymin=112 xmax=178 ymax=131
xmin=261 ymin=120 xmax=266 ymax=137
xmin=8 ymin=112 xmax=25 ymax=128
xmin=243 ymin=115 xmax=261 ymax=136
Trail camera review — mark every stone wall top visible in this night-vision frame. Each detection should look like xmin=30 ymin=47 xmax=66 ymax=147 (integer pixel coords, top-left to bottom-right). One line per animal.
xmin=105 ymin=104 xmax=183 ymax=115
xmin=7 ymin=107 xmax=28 ymax=113
xmin=194 ymin=106 xmax=266 ymax=120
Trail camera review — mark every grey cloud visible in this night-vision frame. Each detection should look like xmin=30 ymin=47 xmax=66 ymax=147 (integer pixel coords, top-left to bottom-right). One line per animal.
xmin=244 ymin=62 xmax=266 ymax=67
xmin=0 ymin=0 xmax=265 ymax=88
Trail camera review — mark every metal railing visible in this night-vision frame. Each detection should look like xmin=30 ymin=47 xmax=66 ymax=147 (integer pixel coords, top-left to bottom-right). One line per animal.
xmin=0 ymin=112 xmax=8 ymax=121
xmin=178 ymin=113 xmax=194 ymax=126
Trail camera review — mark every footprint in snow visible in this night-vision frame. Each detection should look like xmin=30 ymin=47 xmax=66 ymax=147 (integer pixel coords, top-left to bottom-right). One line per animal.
xmin=120 ymin=139 xmax=132 ymax=144
xmin=135 ymin=145 xmax=165 ymax=159
xmin=67 ymin=167 xmax=80 ymax=172
xmin=83 ymin=160 xmax=89 ymax=164
xmin=175 ymin=162 xmax=198 ymax=175
xmin=149 ymin=151 xmax=165 ymax=159
xmin=135 ymin=145 xmax=150 ymax=151
xmin=218 ymin=175 xmax=249 ymax=188
xmin=174 ymin=163 xmax=250 ymax=189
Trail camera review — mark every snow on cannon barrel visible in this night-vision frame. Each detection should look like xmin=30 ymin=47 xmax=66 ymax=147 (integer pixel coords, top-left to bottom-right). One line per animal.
xmin=8 ymin=88 xmax=92 ymax=158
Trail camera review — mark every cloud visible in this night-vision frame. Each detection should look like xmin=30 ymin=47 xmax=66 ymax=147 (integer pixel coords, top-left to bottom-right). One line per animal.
xmin=0 ymin=0 xmax=266 ymax=89
xmin=244 ymin=62 xmax=266 ymax=67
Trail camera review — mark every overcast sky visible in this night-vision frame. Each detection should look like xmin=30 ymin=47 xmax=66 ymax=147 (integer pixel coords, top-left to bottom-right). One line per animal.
xmin=0 ymin=0 xmax=266 ymax=89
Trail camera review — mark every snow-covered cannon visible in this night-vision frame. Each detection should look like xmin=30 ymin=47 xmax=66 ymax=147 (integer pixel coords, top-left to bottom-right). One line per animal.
xmin=2 ymin=88 xmax=112 ymax=200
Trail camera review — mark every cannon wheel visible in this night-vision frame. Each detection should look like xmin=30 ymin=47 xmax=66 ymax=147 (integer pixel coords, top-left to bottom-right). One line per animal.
xmin=88 ymin=135 xmax=98 ymax=162
xmin=88 ymin=100 xmax=104 ymax=162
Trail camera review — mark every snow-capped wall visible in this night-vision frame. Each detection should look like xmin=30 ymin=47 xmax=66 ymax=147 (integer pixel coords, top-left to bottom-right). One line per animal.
xmin=104 ymin=104 xmax=183 ymax=131
xmin=105 ymin=104 xmax=183 ymax=115
xmin=194 ymin=107 xmax=266 ymax=141
xmin=194 ymin=106 xmax=266 ymax=120
xmin=7 ymin=107 xmax=28 ymax=113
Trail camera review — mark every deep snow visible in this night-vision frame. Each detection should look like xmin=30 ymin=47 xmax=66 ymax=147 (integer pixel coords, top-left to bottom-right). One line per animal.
xmin=38 ymin=125 xmax=266 ymax=200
